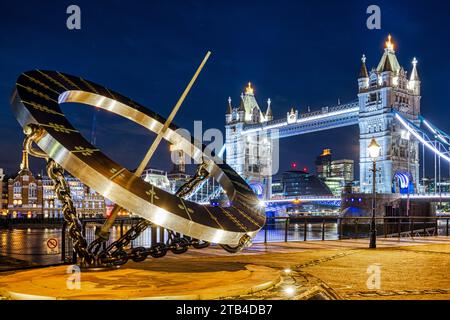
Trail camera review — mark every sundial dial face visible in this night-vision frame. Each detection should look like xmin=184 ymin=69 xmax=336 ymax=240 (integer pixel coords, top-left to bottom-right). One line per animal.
xmin=11 ymin=70 xmax=265 ymax=246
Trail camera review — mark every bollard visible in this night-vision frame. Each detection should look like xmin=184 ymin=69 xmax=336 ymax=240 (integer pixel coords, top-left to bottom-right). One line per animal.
xmin=322 ymin=218 xmax=325 ymax=241
xmin=264 ymin=224 xmax=267 ymax=244
xmin=82 ymin=221 xmax=86 ymax=238
xmin=158 ymin=226 xmax=163 ymax=242
xmin=284 ymin=218 xmax=288 ymax=242
xmin=61 ymin=221 xmax=66 ymax=262
xmin=338 ymin=218 xmax=342 ymax=240
xmin=72 ymin=249 xmax=77 ymax=264
xmin=150 ymin=224 xmax=157 ymax=246
xmin=303 ymin=218 xmax=307 ymax=241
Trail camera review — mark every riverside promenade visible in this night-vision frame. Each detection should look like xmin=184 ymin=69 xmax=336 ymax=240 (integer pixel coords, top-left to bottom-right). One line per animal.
xmin=1 ymin=237 xmax=449 ymax=300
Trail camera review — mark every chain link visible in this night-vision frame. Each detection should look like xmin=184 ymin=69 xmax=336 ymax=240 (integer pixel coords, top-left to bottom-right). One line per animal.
xmin=175 ymin=161 xmax=209 ymax=198
xmin=24 ymin=124 xmax=211 ymax=267
xmin=46 ymin=159 xmax=95 ymax=266
xmin=46 ymin=160 xmax=211 ymax=267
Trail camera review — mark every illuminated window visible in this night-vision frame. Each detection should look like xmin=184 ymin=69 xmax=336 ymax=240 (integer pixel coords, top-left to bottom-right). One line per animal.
xmin=29 ymin=183 xmax=37 ymax=199
xmin=13 ymin=181 xmax=21 ymax=198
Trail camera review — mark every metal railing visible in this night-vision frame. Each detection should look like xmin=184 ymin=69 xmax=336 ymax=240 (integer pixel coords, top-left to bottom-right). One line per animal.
xmin=1 ymin=215 xmax=449 ymax=271
xmin=256 ymin=216 xmax=450 ymax=243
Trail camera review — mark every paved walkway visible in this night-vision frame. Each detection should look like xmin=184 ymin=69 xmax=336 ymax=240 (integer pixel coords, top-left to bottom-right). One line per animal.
xmin=1 ymin=237 xmax=449 ymax=300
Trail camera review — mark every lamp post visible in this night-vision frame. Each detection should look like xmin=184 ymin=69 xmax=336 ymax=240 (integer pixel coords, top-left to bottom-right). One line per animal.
xmin=368 ymin=138 xmax=381 ymax=249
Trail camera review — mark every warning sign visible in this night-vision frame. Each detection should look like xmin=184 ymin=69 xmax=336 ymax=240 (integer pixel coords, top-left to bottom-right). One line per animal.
xmin=46 ymin=238 xmax=60 ymax=254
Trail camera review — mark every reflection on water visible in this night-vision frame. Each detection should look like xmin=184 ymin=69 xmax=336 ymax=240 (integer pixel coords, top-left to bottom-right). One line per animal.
xmin=253 ymin=221 xmax=339 ymax=243
xmin=0 ymin=222 xmax=338 ymax=266
xmin=0 ymin=227 xmax=62 ymax=265
xmin=0 ymin=225 xmax=168 ymax=266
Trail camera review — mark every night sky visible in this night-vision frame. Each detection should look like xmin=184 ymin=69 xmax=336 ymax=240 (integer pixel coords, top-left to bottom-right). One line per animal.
xmin=1 ymin=0 xmax=450 ymax=179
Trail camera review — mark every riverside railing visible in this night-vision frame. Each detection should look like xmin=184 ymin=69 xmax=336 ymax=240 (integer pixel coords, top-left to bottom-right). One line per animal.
xmin=1 ymin=216 xmax=449 ymax=270
xmin=258 ymin=216 xmax=449 ymax=243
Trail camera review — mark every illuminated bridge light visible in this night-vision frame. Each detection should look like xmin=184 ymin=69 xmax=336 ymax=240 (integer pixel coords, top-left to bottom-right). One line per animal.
xmin=396 ymin=113 xmax=450 ymax=163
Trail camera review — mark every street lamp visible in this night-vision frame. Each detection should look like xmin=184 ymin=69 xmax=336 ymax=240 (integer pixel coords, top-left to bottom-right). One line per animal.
xmin=368 ymin=138 xmax=381 ymax=249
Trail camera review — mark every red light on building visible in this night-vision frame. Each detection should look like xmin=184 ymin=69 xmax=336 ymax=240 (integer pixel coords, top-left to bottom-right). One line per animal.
xmin=291 ymin=162 xmax=297 ymax=169
xmin=303 ymin=167 xmax=308 ymax=172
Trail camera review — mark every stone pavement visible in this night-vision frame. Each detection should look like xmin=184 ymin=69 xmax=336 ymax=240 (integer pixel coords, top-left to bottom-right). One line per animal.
xmin=0 ymin=236 xmax=449 ymax=300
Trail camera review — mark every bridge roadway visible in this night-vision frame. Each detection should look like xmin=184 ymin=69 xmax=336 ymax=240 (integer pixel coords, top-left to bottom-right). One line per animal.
xmin=263 ymin=193 xmax=450 ymax=204
xmin=242 ymin=101 xmax=359 ymax=138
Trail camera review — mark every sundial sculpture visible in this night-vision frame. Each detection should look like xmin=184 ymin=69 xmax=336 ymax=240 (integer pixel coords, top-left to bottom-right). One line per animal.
xmin=10 ymin=54 xmax=265 ymax=268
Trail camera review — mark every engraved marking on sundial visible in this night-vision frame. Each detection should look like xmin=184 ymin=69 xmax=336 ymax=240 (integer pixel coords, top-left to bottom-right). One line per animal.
xmin=41 ymin=123 xmax=78 ymax=133
xmin=232 ymin=206 xmax=261 ymax=228
xmin=57 ymin=72 xmax=82 ymax=90
xmin=146 ymin=185 xmax=160 ymax=204
xmin=109 ymin=168 xmax=126 ymax=180
xmin=219 ymin=207 xmax=248 ymax=232
xmin=72 ymin=146 xmax=99 ymax=156
xmin=16 ymin=84 xmax=57 ymax=102
xmin=202 ymin=206 xmax=224 ymax=229
xmin=178 ymin=198 xmax=194 ymax=220
xmin=23 ymin=74 xmax=60 ymax=95
xmin=79 ymin=77 xmax=99 ymax=94
xmin=37 ymin=70 xmax=68 ymax=91
xmin=22 ymin=101 xmax=64 ymax=116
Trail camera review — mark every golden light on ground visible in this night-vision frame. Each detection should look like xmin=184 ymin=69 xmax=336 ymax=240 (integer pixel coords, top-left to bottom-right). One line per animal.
xmin=284 ymin=286 xmax=296 ymax=296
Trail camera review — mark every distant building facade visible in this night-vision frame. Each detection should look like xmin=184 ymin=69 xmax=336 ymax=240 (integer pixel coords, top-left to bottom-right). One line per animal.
xmin=315 ymin=149 xmax=354 ymax=196
xmin=424 ymin=178 xmax=450 ymax=194
xmin=42 ymin=177 xmax=106 ymax=218
xmin=272 ymin=169 xmax=333 ymax=198
xmin=141 ymin=168 xmax=171 ymax=193
xmin=315 ymin=149 xmax=332 ymax=179
xmin=4 ymin=151 xmax=106 ymax=218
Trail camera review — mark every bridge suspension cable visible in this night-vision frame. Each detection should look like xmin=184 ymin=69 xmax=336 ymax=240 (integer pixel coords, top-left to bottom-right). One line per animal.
xmin=394 ymin=112 xmax=450 ymax=163
xmin=420 ymin=116 xmax=450 ymax=147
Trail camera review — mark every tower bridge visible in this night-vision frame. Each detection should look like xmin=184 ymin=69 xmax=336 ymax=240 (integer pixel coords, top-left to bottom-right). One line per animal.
xmin=224 ymin=35 xmax=428 ymax=200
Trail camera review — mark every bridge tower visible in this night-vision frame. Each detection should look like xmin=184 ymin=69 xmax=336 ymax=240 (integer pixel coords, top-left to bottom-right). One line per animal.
xmin=225 ymin=83 xmax=274 ymax=199
xmin=358 ymin=35 xmax=421 ymax=194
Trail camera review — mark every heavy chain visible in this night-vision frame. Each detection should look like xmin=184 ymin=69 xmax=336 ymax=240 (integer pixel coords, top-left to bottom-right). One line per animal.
xmin=98 ymin=221 xmax=210 ymax=265
xmin=46 ymin=159 xmax=95 ymax=266
xmin=45 ymin=160 xmax=206 ymax=267
xmin=24 ymin=125 xmax=210 ymax=268
xmin=98 ymin=219 xmax=152 ymax=265
xmin=46 ymin=161 xmax=211 ymax=267
xmin=175 ymin=161 xmax=209 ymax=198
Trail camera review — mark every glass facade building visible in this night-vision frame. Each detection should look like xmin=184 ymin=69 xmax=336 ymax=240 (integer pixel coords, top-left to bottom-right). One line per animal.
xmin=280 ymin=170 xmax=333 ymax=197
